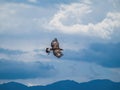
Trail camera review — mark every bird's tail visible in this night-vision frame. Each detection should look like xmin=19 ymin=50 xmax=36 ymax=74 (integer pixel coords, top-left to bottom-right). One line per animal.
xmin=46 ymin=48 xmax=51 ymax=55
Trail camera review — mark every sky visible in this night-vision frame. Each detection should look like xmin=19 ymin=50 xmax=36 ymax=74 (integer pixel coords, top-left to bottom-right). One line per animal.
xmin=0 ymin=0 xmax=120 ymax=86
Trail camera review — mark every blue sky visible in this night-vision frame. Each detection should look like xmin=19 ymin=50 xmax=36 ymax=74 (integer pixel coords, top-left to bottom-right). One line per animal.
xmin=0 ymin=0 xmax=120 ymax=86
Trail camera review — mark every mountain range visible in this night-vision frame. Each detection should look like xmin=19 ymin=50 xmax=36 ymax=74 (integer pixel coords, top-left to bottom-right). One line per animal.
xmin=0 ymin=79 xmax=120 ymax=90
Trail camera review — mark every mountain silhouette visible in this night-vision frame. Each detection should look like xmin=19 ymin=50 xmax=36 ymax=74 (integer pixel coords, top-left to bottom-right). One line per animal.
xmin=0 ymin=79 xmax=120 ymax=90
xmin=0 ymin=82 xmax=28 ymax=90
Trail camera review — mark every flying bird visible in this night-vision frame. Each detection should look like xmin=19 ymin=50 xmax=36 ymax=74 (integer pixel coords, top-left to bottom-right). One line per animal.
xmin=46 ymin=38 xmax=63 ymax=58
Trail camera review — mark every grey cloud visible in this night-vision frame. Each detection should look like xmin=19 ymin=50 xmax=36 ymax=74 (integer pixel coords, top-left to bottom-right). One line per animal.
xmin=86 ymin=43 xmax=120 ymax=68
xmin=63 ymin=43 xmax=120 ymax=68
xmin=0 ymin=59 xmax=56 ymax=79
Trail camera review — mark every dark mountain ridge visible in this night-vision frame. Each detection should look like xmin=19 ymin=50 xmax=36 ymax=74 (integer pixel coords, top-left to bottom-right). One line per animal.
xmin=0 ymin=79 xmax=120 ymax=90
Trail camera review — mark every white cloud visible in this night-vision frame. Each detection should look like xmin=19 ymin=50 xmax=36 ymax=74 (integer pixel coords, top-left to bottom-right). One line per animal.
xmin=48 ymin=2 xmax=120 ymax=40
xmin=49 ymin=3 xmax=92 ymax=28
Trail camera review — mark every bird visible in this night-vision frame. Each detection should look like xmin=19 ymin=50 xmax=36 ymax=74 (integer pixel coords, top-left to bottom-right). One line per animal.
xmin=46 ymin=38 xmax=63 ymax=58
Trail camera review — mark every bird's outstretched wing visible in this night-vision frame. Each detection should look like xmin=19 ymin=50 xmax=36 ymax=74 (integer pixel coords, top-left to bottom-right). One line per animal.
xmin=53 ymin=49 xmax=63 ymax=58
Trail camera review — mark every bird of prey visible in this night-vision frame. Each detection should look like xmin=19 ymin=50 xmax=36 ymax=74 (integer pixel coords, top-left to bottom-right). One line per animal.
xmin=46 ymin=38 xmax=63 ymax=58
